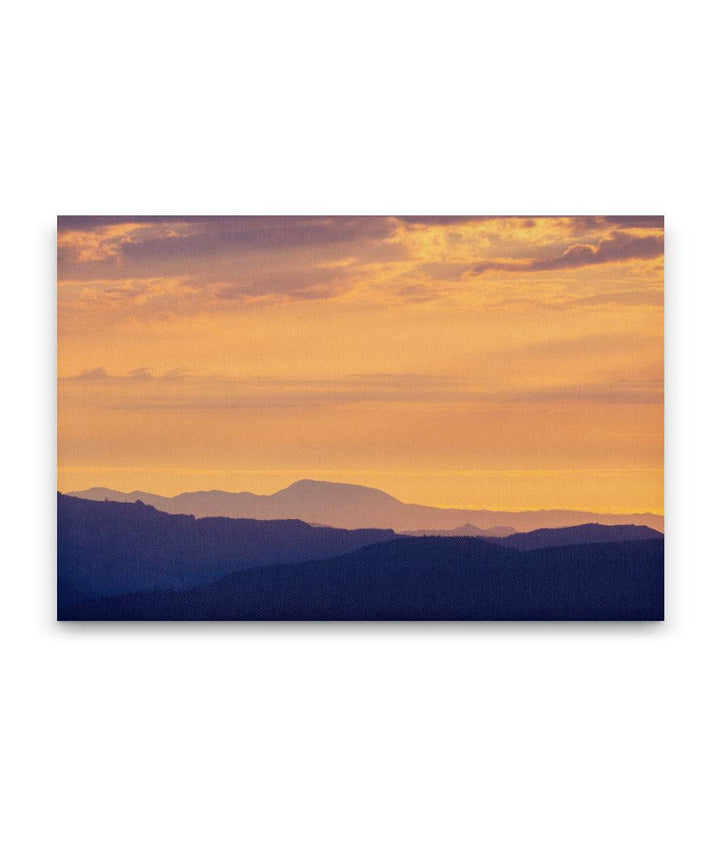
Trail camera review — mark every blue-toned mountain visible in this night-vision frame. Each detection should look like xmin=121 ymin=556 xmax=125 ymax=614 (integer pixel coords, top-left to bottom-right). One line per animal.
xmin=57 ymin=493 xmax=397 ymax=605
xmin=61 ymin=534 xmax=664 ymax=621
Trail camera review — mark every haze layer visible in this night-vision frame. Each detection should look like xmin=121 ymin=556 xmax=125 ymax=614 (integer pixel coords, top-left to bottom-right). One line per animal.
xmin=58 ymin=216 xmax=663 ymax=513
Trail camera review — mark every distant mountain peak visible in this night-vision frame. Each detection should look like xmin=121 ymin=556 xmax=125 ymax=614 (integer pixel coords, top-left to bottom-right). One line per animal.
xmin=65 ymin=480 xmax=664 ymax=533
xmin=273 ymin=479 xmax=400 ymax=503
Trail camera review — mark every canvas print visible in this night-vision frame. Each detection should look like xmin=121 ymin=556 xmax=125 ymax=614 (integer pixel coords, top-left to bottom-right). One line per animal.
xmin=57 ymin=216 xmax=664 ymax=620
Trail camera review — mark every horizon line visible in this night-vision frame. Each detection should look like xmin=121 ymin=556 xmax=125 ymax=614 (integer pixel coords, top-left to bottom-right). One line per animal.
xmin=57 ymin=477 xmax=665 ymax=518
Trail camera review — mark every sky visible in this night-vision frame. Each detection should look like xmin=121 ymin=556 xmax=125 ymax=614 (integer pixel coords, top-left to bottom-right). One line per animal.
xmin=58 ymin=215 xmax=664 ymax=513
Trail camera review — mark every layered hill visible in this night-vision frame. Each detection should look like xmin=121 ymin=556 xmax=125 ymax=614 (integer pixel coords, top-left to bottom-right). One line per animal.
xmin=57 ymin=493 xmax=397 ymax=604
xmin=61 ymin=535 xmax=664 ymax=621
xmin=485 ymin=523 xmax=663 ymax=551
xmin=403 ymin=524 xmax=517 ymax=537
xmin=69 ymin=479 xmax=664 ymax=533
xmin=58 ymin=494 xmax=664 ymax=621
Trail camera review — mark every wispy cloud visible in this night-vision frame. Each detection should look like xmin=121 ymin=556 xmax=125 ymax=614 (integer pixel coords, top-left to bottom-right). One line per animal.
xmin=58 ymin=216 xmax=400 ymax=263
xmin=573 ymin=288 xmax=664 ymax=307
xmin=58 ymin=216 xmax=665 ymax=322
xmin=72 ymin=367 xmax=110 ymax=380
xmin=61 ymin=370 xmax=662 ymax=408
xmin=472 ymin=230 xmax=663 ymax=274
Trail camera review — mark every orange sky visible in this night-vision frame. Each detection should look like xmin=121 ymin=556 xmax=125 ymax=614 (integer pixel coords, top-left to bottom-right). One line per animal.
xmin=57 ymin=216 xmax=663 ymax=513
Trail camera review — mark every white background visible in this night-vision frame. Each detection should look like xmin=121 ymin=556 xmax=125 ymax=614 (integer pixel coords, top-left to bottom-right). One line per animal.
xmin=2 ymin=1 xmax=718 ymax=854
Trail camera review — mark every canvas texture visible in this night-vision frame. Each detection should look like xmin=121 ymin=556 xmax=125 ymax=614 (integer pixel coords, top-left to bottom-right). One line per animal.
xmin=57 ymin=216 xmax=664 ymax=620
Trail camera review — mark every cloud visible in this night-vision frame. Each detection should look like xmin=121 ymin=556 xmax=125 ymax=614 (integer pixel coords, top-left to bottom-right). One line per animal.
xmin=510 ymin=331 xmax=655 ymax=359
xmin=392 ymin=284 xmax=447 ymax=304
xmin=397 ymin=216 xmax=541 ymax=229
xmin=66 ymin=367 xmax=191 ymax=382
xmin=399 ymin=215 xmax=661 ymax=231
xmin=89 ymin=217 xmax=400 ymax=263
xmin=569 ymin=215 xmax=664 ymax=232
xmin=68 ymin=214 xmax=660 ymax=234
xmin=58 ymin=216 xmax=192 ymax=233
xmin=397 ymin=216 xmax=500 ymax=226
xmin=573 ymin=288 xmax=664 ymax=307
xmin=471 ymin=230 xmax=664 ymax=274
xmin=57 ymin=217 xmax=409 ymax=312
xmin=214 ymin=263 xmax=351 ymax=302
xmin=494 ymin=379 xmax=663 ymax=405
xmin=72 ymin=367 xmax=109 ymax=380
xmin=61 ymin=370 xmax=662 ymax=408
xmin=57 ymin=216 xmax=665 ymax=323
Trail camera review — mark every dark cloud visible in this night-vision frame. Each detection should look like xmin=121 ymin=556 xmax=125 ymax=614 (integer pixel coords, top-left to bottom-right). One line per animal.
xmin=58 ymin=215 xmax=193 ymax=232
xmin=61 ymin=216 xmax=399 ymax=259
xmin=59 ymin=214 xmax=663 ymax=236
xmin=400 ymin=215 xmax=662 ymax=231
xmin=570 ymin=215 xmax=664 ymax=232
xmin=58 ymin=218 xmax=406 ymax=307
xmin=397 ymin=216 xmax=497 ymax=226
xmin=528 ymin=232 xmax=664 ymax=271
xmin=472 ymin=230 xmax=664 ymax=275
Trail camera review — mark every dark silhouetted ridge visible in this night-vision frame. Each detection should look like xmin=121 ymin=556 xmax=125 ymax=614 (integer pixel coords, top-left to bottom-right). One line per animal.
xmin=61 ymin=534 xmax=664 ymax=621
xmin=58 ymin=493 xmax=664 ymax=621
xmin=490 ymin=523 xmax=663 ymax=550
xmin=57 ymin=493 xmax=397 ymax=607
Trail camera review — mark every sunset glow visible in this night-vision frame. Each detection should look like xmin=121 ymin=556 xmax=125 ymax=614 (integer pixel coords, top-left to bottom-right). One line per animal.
xmin=58 ymin=216 xmax=663 ymax=513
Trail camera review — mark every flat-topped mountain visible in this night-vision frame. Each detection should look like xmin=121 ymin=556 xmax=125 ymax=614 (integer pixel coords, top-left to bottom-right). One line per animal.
xmin=69 ymin=479 xmax=664 ymax=533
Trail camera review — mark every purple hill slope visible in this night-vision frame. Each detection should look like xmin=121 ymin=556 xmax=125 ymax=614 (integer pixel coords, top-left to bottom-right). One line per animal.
xmin=69 ymin=479 xmax=664 ymax=533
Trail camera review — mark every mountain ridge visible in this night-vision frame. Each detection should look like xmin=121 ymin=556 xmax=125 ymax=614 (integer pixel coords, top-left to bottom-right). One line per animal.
xmin=60 ymin=534 xmax=664 ymax=621
xmin=485 ymin=522 xmax=663 ymax=550
xmin=57 ymin=493 xmax=398 ymax=603
xmin=68 ymin=479 xmax=664 ymax=533
xmin=403 ymin=523 xmax=517 ymax=537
